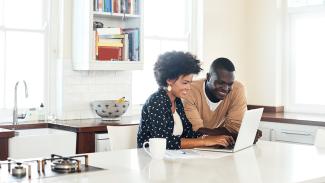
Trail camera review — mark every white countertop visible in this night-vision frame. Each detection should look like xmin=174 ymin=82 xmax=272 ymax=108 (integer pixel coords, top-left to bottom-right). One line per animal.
xmin=3 ymin=141 xmax=325 ymax=183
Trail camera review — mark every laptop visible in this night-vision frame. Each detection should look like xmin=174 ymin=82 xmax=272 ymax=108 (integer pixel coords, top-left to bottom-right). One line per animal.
xmin=195 ymin=108 xmax=264 ymax=153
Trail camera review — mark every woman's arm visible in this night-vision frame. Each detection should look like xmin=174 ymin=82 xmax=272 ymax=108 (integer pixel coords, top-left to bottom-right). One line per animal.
xmin=181 ymin=138 xmax=205 ymax=149
xmin=180 ymin=135 xmax=234 ymax=149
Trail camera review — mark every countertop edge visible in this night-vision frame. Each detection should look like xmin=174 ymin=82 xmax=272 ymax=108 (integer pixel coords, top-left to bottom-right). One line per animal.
xmin=0 ymin=128 xmax=15 ymax=138
xmin=1 ymin=113 xmax=325 ymax=135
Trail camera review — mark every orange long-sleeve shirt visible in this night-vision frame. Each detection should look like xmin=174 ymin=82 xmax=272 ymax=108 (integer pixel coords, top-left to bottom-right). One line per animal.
xmin=183 ymin=79 xmax=247 ymax=133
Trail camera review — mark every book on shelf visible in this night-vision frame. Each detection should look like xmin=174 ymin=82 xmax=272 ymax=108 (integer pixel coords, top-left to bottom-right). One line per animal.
xmin=98 ymin=46 xmax=122 ymax=61
xmin=98 ymin=37 xmax=123 ymax=44
xmin=94 ymin=0 xmax=140 ymax=15
xmin=97 ymin=42 xmax=123 ymax=47
xmin=134 ymin=0 xmax=140 ymax=14
xmin=98 ymin=0 xmax=103 ymax=12
xmin=93 ymin=31 xmax=97 ymax=60
xmin=123 ymin=34 xmax=129 ymax=61
xmin=104 ymin=0 xmax=112 ymax=12
xmin=98 ymin=34 xmax=125 ymax=39
xmin=113 ymin=0 xmax=120 ymax=13
xmin=97 ymin=27 xmax=121 ymax=35
xmin=94 ymin=27 xmax=139 ymax=62
xmin=123 ymin=28 xmax=139 ymax=61
xmin=94 ymin=0 xmax=112 ymax=12
xmin=94 ymin=0 xmax=97 ymax=11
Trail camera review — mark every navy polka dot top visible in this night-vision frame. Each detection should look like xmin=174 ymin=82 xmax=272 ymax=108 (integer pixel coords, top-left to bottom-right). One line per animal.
xmin=137 ymin=89 xmax=202 ymax=149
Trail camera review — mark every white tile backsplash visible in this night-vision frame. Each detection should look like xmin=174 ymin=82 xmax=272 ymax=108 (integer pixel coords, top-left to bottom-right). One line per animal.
xmin=57 ymin=59 xmax=132 ymax=120
xmin=64 ymin=74 xmax=82 ymax=85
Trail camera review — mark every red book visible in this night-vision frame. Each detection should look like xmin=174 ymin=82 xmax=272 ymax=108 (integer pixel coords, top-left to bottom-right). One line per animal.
xmin=98 ymin=0 xmax=103 ymax=12
xmin=113 ymin=0 xmax=119 ymax=13
xmin=98 ymin=46 xmax=122 ymax=61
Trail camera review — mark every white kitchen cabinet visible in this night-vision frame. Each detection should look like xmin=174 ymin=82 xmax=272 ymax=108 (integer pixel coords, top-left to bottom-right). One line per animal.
xmin=72 ymin=0 xmax=143 ymax=70
xmin=9 ymin=128 xmax=76 ymax=159
xmin=259 ymin=121 xmax=322 ymax=145
xmin=95 ymin=133 xmax=111 ymax=152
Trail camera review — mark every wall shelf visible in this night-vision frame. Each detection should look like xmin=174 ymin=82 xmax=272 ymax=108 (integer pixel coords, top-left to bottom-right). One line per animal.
xmin=73 ymin=60 xmax=143 ymax=71
xmin=93 ymin=12 xmax=141 ymax=18
xmin=72 ymin=0 xmax=143 ymax=71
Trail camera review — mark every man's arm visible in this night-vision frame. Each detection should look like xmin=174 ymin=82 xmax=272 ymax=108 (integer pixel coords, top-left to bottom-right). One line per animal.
xmin=222 ymin=83 xmax=247 ymax=133
xmin=219 ymin=83 xmax=263 ymax=143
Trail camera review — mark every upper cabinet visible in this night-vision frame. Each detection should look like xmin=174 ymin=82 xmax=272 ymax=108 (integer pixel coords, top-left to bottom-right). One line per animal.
xmin=72 ymin=0 xmax=143 ymax=70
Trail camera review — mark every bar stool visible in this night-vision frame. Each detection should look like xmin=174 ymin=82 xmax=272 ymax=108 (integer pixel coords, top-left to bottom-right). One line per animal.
xmin=106 ymin=125 xmax=139 ymax=150
xmin=314 ymin=128 xmax=325 ymax=148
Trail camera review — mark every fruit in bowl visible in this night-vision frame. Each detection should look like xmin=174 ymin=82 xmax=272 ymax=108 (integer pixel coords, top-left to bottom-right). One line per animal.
xmin=91 ymin=97 xmax=129 ymax=120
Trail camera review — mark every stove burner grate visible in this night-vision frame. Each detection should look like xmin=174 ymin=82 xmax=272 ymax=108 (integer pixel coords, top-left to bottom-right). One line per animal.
xmin=0 ymin=153 xmax=103 ymax=180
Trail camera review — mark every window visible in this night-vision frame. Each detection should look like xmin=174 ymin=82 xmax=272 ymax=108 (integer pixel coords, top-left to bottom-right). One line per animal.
xmin=286 ymin=0 xmax=325 ymax=113
xmin=0 ymin=0 xmax=50 ymax=111
xmin=288 ymin=0 xmax=325 ymax=7
xmin=132 ymin=0 xmax=196 ymax=105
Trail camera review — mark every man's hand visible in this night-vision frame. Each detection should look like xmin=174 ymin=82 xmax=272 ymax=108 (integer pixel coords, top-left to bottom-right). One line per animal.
xmin=198 ymin=127 xmax=238 ymax=141
xmin=198 ymin=127 xmax=262 ymax=145
xmin=253 ymin=129 xmax=262 ymax=144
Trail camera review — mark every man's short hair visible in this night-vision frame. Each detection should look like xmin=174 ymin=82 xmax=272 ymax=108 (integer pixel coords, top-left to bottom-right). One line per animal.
xmin=210 ymin=57 xmax=235 ymax=74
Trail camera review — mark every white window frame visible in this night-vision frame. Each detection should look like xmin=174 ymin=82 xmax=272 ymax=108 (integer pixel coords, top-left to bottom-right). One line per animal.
xmin=0 ymin=0 xmax=59 ymax=121
xmin=285 ymin=4 xmax=325 ymax=114
xmin=47 ymin=0 xmax=60 ymax=116
xmin=131 ymin=0 xmax=200 ymax=115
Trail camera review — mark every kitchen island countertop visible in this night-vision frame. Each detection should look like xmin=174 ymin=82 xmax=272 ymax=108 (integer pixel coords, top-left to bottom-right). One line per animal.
xmin=2 ymin=141 xmax=325 ymax=183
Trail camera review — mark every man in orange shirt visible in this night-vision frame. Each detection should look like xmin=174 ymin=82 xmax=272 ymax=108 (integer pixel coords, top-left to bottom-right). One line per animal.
xmin=183 ymin=57 xmax=261 ymax=143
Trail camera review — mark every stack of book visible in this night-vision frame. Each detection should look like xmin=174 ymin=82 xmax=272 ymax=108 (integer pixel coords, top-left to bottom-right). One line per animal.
xmin=95 ymin=27 xmax=139 ymax=61
xmin=94 ymin=0 xmax=140 ymax=15
xmin=123 ymin=28 xmax=139 ymax=61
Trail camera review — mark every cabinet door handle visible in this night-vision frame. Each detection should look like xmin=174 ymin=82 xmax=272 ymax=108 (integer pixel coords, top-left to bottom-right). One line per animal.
xmin=281 ymin=131 xmax=312 ymax=136
xmin=270 ymin=129 xmax=274 ymax=141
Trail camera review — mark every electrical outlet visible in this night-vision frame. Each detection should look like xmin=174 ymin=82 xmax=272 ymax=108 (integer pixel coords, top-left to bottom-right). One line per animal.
xmin=24 ymin=108 xmax=38 ymax=121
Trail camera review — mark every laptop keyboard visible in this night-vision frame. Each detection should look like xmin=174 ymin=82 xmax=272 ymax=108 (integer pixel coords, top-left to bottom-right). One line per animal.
xmin=225 ymin=144 xmax=235 ymax=149
xmin=209 ymin=144 xmax=235 ymax=149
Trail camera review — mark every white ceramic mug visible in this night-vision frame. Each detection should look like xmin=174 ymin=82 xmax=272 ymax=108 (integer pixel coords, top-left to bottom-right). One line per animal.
xmin=142 ymin=138 xmax=166 ymax=159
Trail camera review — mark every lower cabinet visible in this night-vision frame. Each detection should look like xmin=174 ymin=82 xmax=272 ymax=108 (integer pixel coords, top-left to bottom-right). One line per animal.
xmin=95 ymin=133 xmax=111 ymax=152
xmin=259 ymin=121 xmax=321 ymax=145
xmin=9 ymin=128 xmax=76 ymax=159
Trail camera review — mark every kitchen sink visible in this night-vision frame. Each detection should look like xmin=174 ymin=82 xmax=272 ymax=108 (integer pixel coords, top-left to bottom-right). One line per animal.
xmin=8 ymin=128 xmax=76 ymax=159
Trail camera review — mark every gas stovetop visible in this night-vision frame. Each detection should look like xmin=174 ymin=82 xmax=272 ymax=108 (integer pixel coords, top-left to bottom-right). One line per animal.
xmin=0 ymin=154 xmax=105 ymax=182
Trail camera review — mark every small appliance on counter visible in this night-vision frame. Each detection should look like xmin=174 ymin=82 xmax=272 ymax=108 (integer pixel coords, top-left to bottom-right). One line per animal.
xmin=91 ymin=97 xmax=129 ymax=121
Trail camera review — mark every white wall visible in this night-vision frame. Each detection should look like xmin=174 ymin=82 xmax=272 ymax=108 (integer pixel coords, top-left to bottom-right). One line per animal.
xmin=245 ymin=0 xmax=285 ymax=106
xmin=54 ymin=0 xmax=132 ymax=119
xmin=201 ymin=0 xmax=285 ymax=107
xmin=56 ymin=0 xmax=285 ymax=119
xmin=200 ymin=0 xmax=248 ymax=86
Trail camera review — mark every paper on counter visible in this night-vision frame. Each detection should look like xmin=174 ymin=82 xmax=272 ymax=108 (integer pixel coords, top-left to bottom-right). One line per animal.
xmin=165 ymin=150 xmax=200 ymax=159
xmin=165 ymin=149 xmax=231 ymax=160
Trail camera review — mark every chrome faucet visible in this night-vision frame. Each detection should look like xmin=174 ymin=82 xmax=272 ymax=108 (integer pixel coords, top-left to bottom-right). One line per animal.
xmin=12 ymin=80 xmax=28 ymax=130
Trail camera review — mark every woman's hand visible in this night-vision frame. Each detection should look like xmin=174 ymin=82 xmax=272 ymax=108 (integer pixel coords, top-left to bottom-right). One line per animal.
xmin=202 ymin=135 xmax=235 ymax=147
